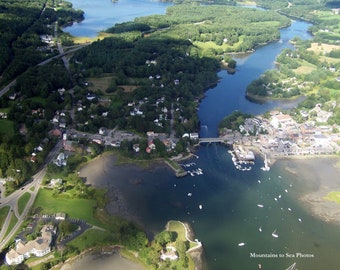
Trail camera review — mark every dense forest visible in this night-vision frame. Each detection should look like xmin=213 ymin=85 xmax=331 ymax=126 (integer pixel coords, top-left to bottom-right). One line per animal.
xmin=108 ymin=4 xmax=290 ymax=54
xmin=0 ymin=0 xmax=83 ymax=84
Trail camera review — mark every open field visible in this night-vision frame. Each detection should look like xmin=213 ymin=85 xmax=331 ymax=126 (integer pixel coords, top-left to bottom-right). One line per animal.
xmin=33 ymin=189 xmax=98 ymax=225
xmin=67 ymin=228 xmax=115 ymax=250
xmin=0 ymin=119 xmax=14 ymax=136
xmin=168 ymin=220 xmax=187 ymax=242
xmin=87 ymin=75 xmax=114 ymax=92
xmin=4 ymin=214 xmax=18 ymax=239
xmin=293 ymin=59 xmax=316 ymax=75
xmin=18 ymin=192 xmax=31 ymax=215
xmin=0 ymin=206 xmax=10 ymax=228
xmin=308 ymin=42 xmax=340 ymax=53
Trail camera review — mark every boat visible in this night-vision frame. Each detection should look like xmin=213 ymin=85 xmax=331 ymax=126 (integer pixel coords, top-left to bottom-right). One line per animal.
xmin=286 ymin=262 xmax=297 ymax=270
xmin=187 ymin=192 xmax=192 ymax=197
xmin=257 ymin=204 xmax=264 ymax=208
xmin=298 ymin=218 xmax=302 ymax=223
xmin=259 ymin=226 xmax=262 ymax=232
xmin=238 ymin=242 xmax=246 ymax=246
xmin=199 ymin=204 xmax=202 ymax=209
xmin=272 ymin=229 xmax=278 ymax=238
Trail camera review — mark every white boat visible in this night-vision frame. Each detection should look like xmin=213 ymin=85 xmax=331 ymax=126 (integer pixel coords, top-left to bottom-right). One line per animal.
xmin=238 ymin=242 xmax=246 ymax=246
xmin=257 ymin=204 xmax=264 ymax=208
xmin=286 ymin=262 xmax=297 ymax=270
xmin=288 ymin=208 xmax=292 ymax=212
xmin=259 ymin=226 xmax=262 ymax=232
xmin=298 ymin=218 xmax=302 ymax=222
xmin=272 ymin=229 xmax=278 ymax=238
xmin=187 ymin=192 xmax=192 ymax=197
xmin=199 ymin=204 xmax=202 ymax=209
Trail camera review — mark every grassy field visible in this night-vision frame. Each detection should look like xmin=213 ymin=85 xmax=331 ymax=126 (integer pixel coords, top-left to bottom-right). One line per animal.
xmin=168 ymin=220 xmax=187 ymax=242
xmin=32 ymin=189 xmax=99 ymax=225
xmin=17 ymin=192 xmax=31 ymax=215
xmin=0 ymin=119 xmax=14 ymax=136
xmin=67 ymin=228 xmax=115 ymax=250
xmin=87 ymin=75 xmax=114 ymax=92
xmin=0 ymin=206 xmax=10 ymax=228
xmin=4 ymin=213 xmax=18 ymax=238
xmin=293 ymin=60 xmax=316 ymax=75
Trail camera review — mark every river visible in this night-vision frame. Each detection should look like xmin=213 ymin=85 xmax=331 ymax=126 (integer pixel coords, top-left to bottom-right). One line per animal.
xmin=66 ymin=1 xmax=340 ymax=269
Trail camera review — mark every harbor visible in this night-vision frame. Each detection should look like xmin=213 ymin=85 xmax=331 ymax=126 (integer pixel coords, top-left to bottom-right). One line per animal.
xmin=228 ymin=145 xmax=255 ymax=171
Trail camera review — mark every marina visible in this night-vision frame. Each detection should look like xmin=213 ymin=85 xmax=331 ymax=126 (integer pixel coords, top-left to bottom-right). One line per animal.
xmin=228 ymin=147 xmax=255 ymax=171
xmin=180 ymin=162 xmax=204 ymax=177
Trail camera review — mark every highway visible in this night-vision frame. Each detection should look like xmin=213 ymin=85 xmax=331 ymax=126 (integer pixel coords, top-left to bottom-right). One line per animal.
xmin=0 ymin=140 xmax=62 ymax=251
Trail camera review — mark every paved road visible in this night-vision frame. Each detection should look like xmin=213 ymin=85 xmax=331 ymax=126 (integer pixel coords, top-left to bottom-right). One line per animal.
xmin=0 ymin=140 xmax=62 ymax=251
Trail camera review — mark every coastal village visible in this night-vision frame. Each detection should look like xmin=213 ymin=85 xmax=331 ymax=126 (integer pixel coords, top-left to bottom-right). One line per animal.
xmin=219 ymin=104 xmax=340 ymax=166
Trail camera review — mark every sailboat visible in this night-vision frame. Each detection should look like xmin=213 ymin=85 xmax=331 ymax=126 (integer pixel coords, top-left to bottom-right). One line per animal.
xmin=272 ymin=229 xmax=278 ymax=238
xmin=286 ymin=262 xmax=297 ymax=270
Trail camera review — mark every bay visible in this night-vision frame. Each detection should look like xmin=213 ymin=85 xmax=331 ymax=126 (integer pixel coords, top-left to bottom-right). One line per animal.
xmin=66 ymin=1 xmax=340 ymax=269
xmin=63 ymin=0 xmax=172 ymax=37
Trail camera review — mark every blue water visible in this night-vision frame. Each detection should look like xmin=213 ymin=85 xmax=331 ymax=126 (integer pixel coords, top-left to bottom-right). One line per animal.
xmin=67 ymin=1 xmax=340 ymax=269
xmin=64 ymin=0 xmax=172 ymax=37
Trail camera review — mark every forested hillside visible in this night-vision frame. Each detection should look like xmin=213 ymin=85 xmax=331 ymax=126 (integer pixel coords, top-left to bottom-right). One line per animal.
xmin=108 ymin=4 xmax=291 ymax=54
xmin=0 ymin=0 xmax=83 ymax=84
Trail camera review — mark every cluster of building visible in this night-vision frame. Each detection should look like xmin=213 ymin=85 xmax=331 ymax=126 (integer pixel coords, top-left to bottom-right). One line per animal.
xmin=221 ymin=105 xmax=340 ymax=158
xmin=5 ymin=225 xmax=55 ymax=265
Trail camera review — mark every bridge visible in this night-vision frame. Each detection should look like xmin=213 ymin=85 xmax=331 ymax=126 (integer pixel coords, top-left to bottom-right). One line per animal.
xmin=198 ymin=137 xmax=226 ymax=144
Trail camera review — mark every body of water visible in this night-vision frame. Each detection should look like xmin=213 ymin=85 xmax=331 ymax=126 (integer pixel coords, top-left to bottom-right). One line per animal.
xmin=64 ymin=0 xmax=172 ymax=37
xmin=68 ymin=1 xmax=340 ymax=269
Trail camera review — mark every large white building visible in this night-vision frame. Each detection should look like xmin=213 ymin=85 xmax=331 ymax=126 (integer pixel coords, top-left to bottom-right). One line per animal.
xmin=270 ymin=114 xmax=295 ymax=129
xmin=5 ymin=225 xmax=54 ymax=265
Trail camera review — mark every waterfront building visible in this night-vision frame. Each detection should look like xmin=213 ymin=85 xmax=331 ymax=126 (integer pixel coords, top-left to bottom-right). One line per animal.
xmin=5 ymin=225 xmax=54 ymax=265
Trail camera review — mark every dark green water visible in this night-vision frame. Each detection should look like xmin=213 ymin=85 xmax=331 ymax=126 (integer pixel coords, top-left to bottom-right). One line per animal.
xmin=67 ymin=1 xmax=340 ymax=269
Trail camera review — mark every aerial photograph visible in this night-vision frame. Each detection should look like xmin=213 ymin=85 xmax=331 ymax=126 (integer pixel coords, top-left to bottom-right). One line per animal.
xmin=1 ymin=0 xmax=340 ymax=269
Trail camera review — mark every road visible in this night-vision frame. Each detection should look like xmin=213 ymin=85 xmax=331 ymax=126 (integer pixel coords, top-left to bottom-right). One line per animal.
xmin=0 ymin=140 xmax=62 ymax=251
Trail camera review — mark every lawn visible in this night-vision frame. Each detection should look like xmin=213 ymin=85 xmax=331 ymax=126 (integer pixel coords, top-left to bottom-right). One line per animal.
xmin=17 ymin=192 xmax=31 ymax=215
xmin=0 ymin=119 xmax=14 ymax=136
xmin=33 ymin=189 xmax=98 ymax=225
xmin=0 ymin=206 xmax=10 ymax=228
xmin=4 ymin=213 xmax=18 ymax=238
xmin=168 ymin=220 xmax=187 ymax=242
xmin=68 ymin=228 xmax=116 ymax=250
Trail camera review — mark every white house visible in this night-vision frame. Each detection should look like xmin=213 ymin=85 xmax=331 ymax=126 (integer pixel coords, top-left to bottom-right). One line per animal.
xmin=160 ymin=246 xmax=178 ymax=261
xmin=270 ymin=114 xmax=295 ymax=129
